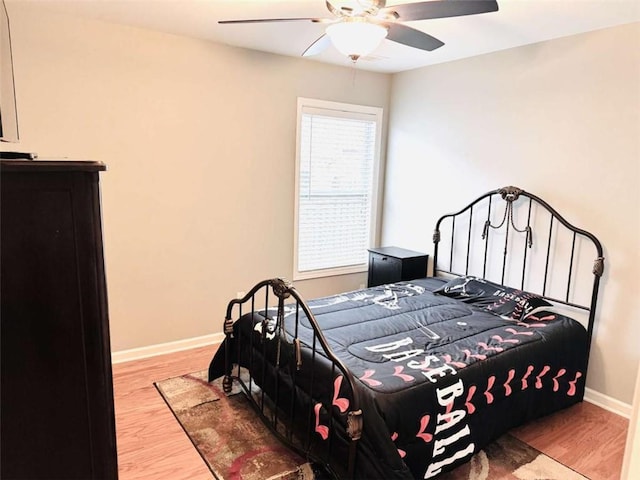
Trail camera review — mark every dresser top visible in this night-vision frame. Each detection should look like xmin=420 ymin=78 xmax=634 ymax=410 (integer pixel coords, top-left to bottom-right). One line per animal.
xmin=0 ymin=159 xmax=106 ymax=172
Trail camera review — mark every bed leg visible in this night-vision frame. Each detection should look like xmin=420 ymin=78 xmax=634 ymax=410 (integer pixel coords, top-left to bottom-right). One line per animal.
xmin=223 ymin=316 xmax=234 ymax=394
xmin=347 ymin=409 xmax=362 ymax=479
xmin=222 ymin=375 xmax=233 ymax=393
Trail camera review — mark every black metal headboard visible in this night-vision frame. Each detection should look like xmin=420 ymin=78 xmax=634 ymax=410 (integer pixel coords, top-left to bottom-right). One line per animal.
xmin=433 ymin=186 xmax=604 ymax=361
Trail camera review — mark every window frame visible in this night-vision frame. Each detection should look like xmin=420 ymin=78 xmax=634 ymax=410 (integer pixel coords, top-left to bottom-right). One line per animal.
xmin=293 ymin=97 xmax=383 ymax=281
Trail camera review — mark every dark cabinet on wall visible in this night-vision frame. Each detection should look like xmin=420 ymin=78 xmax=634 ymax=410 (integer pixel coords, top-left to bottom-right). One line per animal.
xmin=368 ymin=246 xmax=429 ymax=287
xmin=0 ymin=160 xmax=118 ymax=479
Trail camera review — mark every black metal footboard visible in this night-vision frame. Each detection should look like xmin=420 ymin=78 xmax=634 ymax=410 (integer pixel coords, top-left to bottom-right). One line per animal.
xmin=222 ymin=278 xmax=362 ymax=480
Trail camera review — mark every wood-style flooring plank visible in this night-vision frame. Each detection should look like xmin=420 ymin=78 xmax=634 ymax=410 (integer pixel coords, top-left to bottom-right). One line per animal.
xmin=113 ymin=344 xmax=218 ymax=480
xmin=511 ymin=401 xmax=628 ymax=480
xmin=113 ymin=344 xmax=629 ymax=480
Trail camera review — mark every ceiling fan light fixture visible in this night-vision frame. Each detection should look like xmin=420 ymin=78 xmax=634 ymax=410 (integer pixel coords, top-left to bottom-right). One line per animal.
xmin=325 ymin=18 xmax=387 ymax=60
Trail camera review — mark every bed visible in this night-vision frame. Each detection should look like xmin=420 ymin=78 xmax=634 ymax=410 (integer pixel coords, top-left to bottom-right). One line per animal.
xmin=208 ymin=186 xmax=604 ymax=479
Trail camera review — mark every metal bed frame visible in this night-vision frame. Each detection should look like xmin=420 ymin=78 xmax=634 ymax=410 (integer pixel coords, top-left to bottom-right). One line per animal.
xmin=222 ymin=278 xmax=363 ymax=479
xmin=219 ymin=185 xmax=605 ymax=479
xmin=433 ymin=186 xmax=604 ymax=368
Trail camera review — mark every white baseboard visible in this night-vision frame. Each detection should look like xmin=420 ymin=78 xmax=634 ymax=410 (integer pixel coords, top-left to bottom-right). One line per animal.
xmin=585 ymin=387 xmax=632 ymax=418
xmin=111 ymin=332 xmax=224 ymax=364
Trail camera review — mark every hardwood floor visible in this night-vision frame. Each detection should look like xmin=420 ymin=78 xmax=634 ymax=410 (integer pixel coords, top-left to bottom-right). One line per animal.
xmin=113 ymin=344 xmax=218 ymax=480
xmin=511 ymin=401 xmax=629 ymax=480
xmin=113 ymin=344 xmax=629 ymax=480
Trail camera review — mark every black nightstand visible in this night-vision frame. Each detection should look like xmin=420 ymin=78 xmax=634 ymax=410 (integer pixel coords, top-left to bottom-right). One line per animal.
xmin=367 ymin=247 xmax=429 ymax=287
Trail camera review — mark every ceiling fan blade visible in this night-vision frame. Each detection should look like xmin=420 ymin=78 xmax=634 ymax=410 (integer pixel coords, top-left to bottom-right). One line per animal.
xmin=385 ymin=0 xmax=498 ymax=21
xmin=302 ymin=34 xmax=332 ymax=57
xmin=386 ymin=23 xmax=444 ymax=51
xmin=368 ymin=0 xmax=387 ymax=8
xmin=325 ymin=0 xmax=387 ymax=15
xmin=219 ymin=18 xmax=324 ymax=25
xmin=325 ymin=0 xmax=342 ymax=17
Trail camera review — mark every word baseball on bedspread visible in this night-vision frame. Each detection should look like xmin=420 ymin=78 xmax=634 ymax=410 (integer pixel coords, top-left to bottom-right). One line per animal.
xmin=367 ymin=337 xmax=474 ymax=478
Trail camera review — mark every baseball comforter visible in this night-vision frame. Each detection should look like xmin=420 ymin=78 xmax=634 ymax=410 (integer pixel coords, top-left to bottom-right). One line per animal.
xmin=208 ymin=277 xmax=588 ymax=479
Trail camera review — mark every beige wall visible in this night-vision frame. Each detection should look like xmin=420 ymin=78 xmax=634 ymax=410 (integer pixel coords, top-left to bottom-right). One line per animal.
xmin=5 ymin=4 xmax=391 ymax=352
xmin=5 ymin=3 xmax=638 ymax=405
xmin=383 ymin=23 xmax=640 ymax=404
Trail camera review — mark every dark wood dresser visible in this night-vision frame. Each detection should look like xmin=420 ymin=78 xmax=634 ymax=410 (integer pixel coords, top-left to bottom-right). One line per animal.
xmin=0 ymin=160 xmax=118 ymax=479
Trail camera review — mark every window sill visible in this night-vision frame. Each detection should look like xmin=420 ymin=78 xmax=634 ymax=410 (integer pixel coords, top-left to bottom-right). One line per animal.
xmin=293 ymin=264 xmax=367 ymax=281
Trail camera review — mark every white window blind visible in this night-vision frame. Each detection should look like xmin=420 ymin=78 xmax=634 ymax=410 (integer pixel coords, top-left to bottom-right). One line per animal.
xmin=294 ymin=98 xmax=382 ymax=280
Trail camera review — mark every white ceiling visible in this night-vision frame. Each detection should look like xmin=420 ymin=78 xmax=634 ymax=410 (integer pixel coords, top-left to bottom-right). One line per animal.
xmin=13 ymin=0 xmax=640 ymax=73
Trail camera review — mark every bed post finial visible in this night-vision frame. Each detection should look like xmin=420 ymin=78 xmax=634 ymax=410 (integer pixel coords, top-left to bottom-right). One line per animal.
xmin=593 ymin=257 xmax=605 ymax=277
xmin=498 ymin=186 xmax=523 ymax=202
xmin=271 ymin=278 xmax=292 ymax=299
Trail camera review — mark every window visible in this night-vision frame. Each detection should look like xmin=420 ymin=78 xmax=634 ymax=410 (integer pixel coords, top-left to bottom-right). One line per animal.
xmin=294 ymin=98 xmax=383 ymax=280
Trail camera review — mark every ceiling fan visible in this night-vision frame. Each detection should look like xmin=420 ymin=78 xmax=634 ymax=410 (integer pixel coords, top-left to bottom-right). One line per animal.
xmin=219 ymin=0 xmax=499 ymax=62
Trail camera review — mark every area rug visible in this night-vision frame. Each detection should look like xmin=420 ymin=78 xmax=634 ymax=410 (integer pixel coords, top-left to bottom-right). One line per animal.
xmin=155 ymin=371 xmax=588 ymax=480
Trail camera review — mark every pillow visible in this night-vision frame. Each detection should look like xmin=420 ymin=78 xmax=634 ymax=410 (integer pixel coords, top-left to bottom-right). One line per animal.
xmin=434 ymin=275 xmax=553 ymax=321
